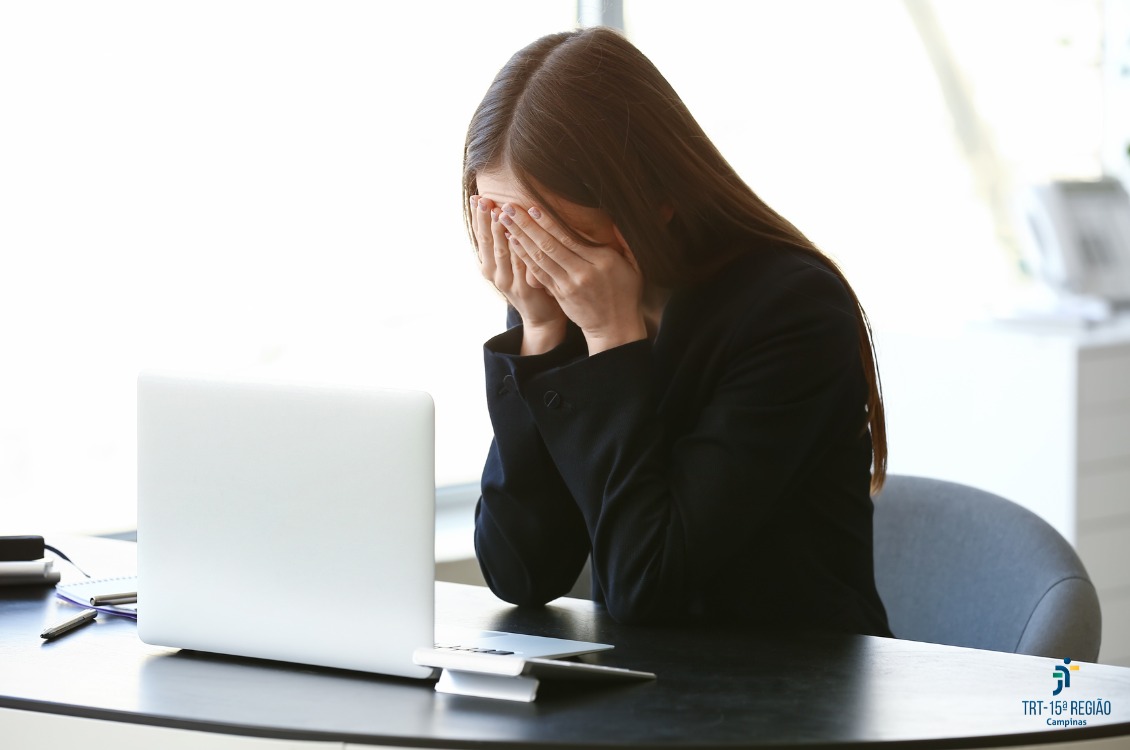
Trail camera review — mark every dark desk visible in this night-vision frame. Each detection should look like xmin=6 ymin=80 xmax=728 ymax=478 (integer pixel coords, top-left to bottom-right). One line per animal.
xmin=2 ymin=538 xmax=1130 ymax=749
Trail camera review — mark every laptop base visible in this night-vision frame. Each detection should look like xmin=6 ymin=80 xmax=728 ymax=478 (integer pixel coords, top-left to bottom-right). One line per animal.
xmin=435 ymin=669 xmax=540 ymax=702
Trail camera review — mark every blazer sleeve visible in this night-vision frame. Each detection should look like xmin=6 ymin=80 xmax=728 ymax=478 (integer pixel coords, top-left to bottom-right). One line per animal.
xmin=474 ymin=320 xmax=592 ymax=606
xmin=494 ymin=264 xmax=869 ymax=624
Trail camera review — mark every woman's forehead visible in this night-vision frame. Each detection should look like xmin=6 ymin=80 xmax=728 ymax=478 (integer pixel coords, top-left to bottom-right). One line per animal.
xmin=473 ymin=169 xmax=613 ymax=246
xmin=474 ymin=168 xmax=607 ymax=232
xmin=475 ymin=170 xmax=532 ymax=206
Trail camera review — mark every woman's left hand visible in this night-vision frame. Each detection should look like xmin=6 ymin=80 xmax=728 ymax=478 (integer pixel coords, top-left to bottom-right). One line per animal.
xmin=499 ymin=203 xmax=647 ymax=355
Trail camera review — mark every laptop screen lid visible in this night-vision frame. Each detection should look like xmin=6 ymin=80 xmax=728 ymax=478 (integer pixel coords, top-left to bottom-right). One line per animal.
xmin=137 ymin=373 xmax=436 ymax=679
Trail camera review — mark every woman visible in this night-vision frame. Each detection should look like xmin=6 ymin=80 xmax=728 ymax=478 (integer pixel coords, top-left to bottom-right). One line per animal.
xmin=464 ymin=26 xmax=891 ymax=637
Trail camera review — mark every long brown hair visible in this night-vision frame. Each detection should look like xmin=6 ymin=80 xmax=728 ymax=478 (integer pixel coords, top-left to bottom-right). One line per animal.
xmin=462 ymin=27 xmax=886 ymax=492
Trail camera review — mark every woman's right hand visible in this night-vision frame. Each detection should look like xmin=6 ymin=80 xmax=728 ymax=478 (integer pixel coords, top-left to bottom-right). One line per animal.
xmin=473 ymin=195 xmax=568 ymax=355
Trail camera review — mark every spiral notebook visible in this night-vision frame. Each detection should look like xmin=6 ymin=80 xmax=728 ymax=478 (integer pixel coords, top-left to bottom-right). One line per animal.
xmin=56 ymin=575 xmax=138 ymax=619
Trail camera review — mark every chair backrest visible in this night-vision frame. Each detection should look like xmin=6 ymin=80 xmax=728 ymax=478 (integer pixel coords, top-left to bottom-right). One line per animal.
xmin=873 ymin=475 xmax=1102 ymax=661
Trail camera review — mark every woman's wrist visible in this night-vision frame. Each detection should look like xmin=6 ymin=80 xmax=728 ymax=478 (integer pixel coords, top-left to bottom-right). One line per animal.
xmin=583 ymin=317 xmax=648 ymax=355
xmin=521 ymin=319 xmax=568 ymax=356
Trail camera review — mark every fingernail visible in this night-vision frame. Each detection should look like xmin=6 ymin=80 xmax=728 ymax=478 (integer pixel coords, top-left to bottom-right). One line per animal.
xmin=500 ymin=213 xmax=513 ymax=226
xmin=504 ymin=231 xmax=512 ymax=240
xmin=469 ymin=195 xmax=478 ymax=209
xmin=491 ymin=208 xmax=500 ymax=220
xmin=528 ymin=206 xmax=542 ymax=220
xmin=502 ymin=204 xmax=516 ymax=217
xmin=479 ymin=199 xmax=490 ymax=212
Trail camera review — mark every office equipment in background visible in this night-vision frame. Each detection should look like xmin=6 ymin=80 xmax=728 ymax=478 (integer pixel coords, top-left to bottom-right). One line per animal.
xmin=136 ymin=373 xmax=611 ymax=682
xmin=1016 ymin=178 xmax=1130 ymax=316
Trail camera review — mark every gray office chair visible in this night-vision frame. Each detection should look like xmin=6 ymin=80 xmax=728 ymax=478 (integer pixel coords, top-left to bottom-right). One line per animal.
xmin=872 ymin=474 xmax=1102 ymax=661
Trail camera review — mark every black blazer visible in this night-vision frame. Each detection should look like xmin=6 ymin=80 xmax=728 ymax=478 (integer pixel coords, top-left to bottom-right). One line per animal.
xmin=474 ymin=244 xmax=892 ymax=637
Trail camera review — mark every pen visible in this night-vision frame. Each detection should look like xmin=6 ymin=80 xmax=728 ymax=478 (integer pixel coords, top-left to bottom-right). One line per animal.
xmin=41 ymin=609 xmax=97 ymax=640
xmin=90 ymin=592 xmax=137 ymax=606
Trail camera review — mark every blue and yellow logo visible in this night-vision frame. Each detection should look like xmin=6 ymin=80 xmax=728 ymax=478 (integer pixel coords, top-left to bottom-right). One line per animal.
xmin=1052 ymin=658 xmax=1080 ymax=696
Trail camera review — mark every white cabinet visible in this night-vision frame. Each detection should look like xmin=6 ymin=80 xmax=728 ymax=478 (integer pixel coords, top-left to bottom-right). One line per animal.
xmin=876 ymin=318 xmax=1130 ymax=666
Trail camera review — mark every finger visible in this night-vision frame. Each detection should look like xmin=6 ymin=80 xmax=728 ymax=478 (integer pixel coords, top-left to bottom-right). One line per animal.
xmin=473 ymin=196 xmax=490 ymax=254
xmin=500 ymin=205 xmax=570 ymax=283
xmin=502 ymin=204 xmax=591 ymax=272
xmin=472 ymin=196 xmax=495 ymax=276
xmin=509 ymin=238 xmax=545 ymax=289
xmin=526 ymin=263 xmax=544 ymax=289
xmin=477 ymin=198 xmax=506 ymax=287
xmin=491 ymin=207 xmax=516 ymax=290
xmin=507 ymin=250 xmax=545 ymax=291
xmin=612 ymin=224 xmax=640 ymax=272
xmin=487 ymin=202 xmax=514 ymax=288
xmin=490 ymin=206 xmax=510 ymax=262
xmin=513 ymin=237 xmax=557 ymax=292
xmin=507 ymin=230 xmax=547 ymax=276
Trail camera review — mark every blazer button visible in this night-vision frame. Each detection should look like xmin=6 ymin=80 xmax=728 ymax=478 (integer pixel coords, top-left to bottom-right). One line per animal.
xmin=499 ymin=374 xmax=517 ymax=396
xmin=543 ymin=391 xmax=562 ymax=409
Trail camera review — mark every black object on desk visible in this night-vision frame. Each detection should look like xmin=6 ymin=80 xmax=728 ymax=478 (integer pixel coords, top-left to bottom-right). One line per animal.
xmin=0 ymin=535 xmax=60 ymax=588
xmin=0 ymin=535 xmax=45 ymax=561
xmin=3 ymin=537 xmax=1130 ymax=749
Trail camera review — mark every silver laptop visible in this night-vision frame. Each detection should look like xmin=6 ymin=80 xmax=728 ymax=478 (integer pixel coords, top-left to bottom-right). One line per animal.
xmin=136 ymin=372 xmax=609 ymax=679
